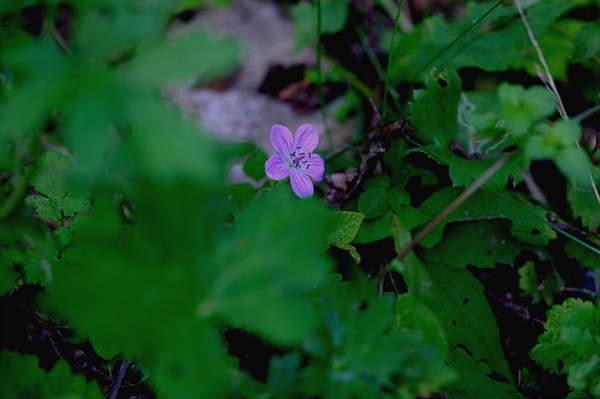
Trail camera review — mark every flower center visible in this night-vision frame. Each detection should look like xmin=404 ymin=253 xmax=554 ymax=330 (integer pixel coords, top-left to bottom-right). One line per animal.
xmin=289 ymin=149 xmax=312 ymax=169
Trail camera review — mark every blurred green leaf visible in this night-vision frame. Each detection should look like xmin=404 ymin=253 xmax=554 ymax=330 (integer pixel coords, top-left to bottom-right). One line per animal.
xmin=243 ymin=147 xmax=268 ymax=181
xmin=206 ymin=190 xmax=334 ymax=344
xmin=572 ymin=23 xmax=600 ymax=62
xmin=497 ymin=83 xmax=557 ymax=134
xmin=125 ymin=31 xmax=240 ymax=86
xmin=292 ymin=0 xmax=348 ymax=52
xmin=0 ymin=350 xmax=103 ymax=398
xmin=408 ymin=67 xmax=462 ymax=147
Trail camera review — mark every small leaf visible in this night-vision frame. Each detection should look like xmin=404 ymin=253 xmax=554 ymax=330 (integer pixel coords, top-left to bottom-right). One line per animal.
xmin=326 ymin=212 xmax=364 ymax=245
xmin=358 ymin=188 xmax=388 ymax=219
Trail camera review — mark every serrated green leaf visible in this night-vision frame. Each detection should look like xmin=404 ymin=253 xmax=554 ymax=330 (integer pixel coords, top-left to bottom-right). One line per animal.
xmin=530 ymin=298 xmax=597 ymax=374
xmin=358 ymin=188 xmax=388 ymax=219
xmin=408 ymin=67 xmax=462 ymax=147
xmin=25 ymin=151 xmax=91 ymax=221
xmin=567 ymin=167 xmax=600 ymax=231
xmin=302 ymin=281 xmax=455 ymax=399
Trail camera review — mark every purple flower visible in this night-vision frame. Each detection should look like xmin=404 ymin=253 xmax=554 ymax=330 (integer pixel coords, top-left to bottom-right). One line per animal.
xmin=265 ymin=124 xmax=325 ymax=198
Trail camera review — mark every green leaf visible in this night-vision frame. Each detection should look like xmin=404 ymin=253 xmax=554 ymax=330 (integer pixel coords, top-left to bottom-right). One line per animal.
xmin=425 ymin=219 xmax=523 ymax=269
xmin=205 ymin=189 xmax=335 ymax=344
xmin=326 ymin=212 xmax=364 ymax=263
xmin=497 ymin=83 xmax=557 ymax=134
xmin=358 ymin=188 xmax=389 ymax=219
xmin=387 ymin=187 xmax=410 ymax=211
xmin=301 ymin=281 xmax=455 ymax=399
xmin=25 ymin=151 xmax=91 ymax=222
xmin=518 ymin=261 xmax=563 ymax=306
xmin=408 ymin=67 xmax=462 ymax=147
xmin=530 ymin=298 xmax=597 ymax=374
xmin=403 ymin=260 xmax=514 ymax=383
xmin=418 ymin=187 xmax=556 ymax=248
xmin=243 ymin=147 xmax=268 ymax=181
xmin=353 ymin=212 xmax=395 ymax=244
xmin=567 ymin=167 xmax=600 ymax=231
xmin=443 ymin=346 xmax=523 ymax=399
xmin=572 ymin=23 xmax=600 ymax=63
xmin=0 ymin=350 xmax=103 ymax=398
xmin=292 ymin=0 xmax=348 ymax=52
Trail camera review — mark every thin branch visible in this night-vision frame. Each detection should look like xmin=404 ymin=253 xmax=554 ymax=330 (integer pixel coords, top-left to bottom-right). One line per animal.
xmin=514 ymin=0 xmax=567 ymax=120
xmin=397 ymin=155 xmax=510 ymax=261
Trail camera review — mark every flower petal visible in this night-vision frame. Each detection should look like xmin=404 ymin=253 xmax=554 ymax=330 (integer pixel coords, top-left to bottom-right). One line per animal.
xmin=271 ymin=124 xmax=294 ymax=155
xmin=303 ymin=153 xmax=325 ymax=182
xmin=293 ymin=124 xmax=319 ymax=154
xmin=265 ymin=155 xmax=291 ymax=180
xmin=290 ymin=169 xmax=314 ymax=198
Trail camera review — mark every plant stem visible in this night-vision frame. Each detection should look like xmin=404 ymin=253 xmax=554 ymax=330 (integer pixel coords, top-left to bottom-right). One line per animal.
xmin=382 ymin=0 xmax=404 ymax=121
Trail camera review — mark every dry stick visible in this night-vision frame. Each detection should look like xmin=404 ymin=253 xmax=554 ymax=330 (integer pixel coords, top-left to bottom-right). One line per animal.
xmin=397 ymin=155 xmax=510 ymax=261
xmin=514 ymin=0 xmax=567 ymax=120
xmin=109 ymin=358 xmax=130 ymax=399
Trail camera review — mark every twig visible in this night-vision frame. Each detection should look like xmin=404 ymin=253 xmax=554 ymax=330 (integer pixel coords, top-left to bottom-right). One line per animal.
xmin=514 ymin=0 xmax=567 ymax=120
xmin=397 ymin=155 xmax=510 ymax=261
xmin=109 ymin=358 xmax=130 ymax=399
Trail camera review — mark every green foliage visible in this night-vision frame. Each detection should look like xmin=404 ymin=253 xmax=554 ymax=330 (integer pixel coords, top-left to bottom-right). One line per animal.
xmin=358 ymin=188 xmax=388 ymax=219
xmin=326 ymin=211 xmax=364 ymax=263
xmin=25 ymin=151 xmax=91 ymax=222
xmin=0 ymin=350 xmax=103 ymax=398
xmin=418 ymin=187 xmax=556 ymax=248
xmin=2 ymin=0 xmax=599 ymax=398
xmin=300 ymin=281 xmax=455 ymax=399
xmin=530 ymin=298 xmax=600 ymax=397
xmin=518 ymin=261 xmax=564 ymax=306
xmin=525 ymin=119 xmax=593 ymax=186
xmin=408 ymin=67 xmax=462 ymax=147
xmin=292 ymin=0 xmax=348 ymax=52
